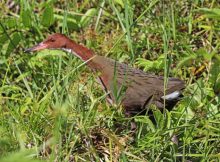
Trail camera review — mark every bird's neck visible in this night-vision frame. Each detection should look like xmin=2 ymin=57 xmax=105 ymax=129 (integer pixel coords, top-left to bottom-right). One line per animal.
xmin=64 ymin=40 xmax=95 ymax=61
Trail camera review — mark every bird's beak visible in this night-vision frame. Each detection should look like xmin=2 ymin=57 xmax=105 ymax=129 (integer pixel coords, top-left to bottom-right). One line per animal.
xmin=24 ymin=42 xmax=48 ymax=53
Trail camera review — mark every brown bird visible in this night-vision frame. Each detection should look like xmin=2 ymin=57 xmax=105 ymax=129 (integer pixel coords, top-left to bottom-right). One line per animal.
xmin=25 ymin=33 xmax=185 ymax=117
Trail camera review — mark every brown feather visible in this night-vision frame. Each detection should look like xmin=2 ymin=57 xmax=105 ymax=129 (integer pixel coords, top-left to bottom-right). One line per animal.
xmin=90 ymin=56 xmax=185 ymax=115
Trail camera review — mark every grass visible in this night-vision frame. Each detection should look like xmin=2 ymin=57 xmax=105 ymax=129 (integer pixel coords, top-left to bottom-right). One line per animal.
xmin=0 ymin=0 xmax=220 ymax=161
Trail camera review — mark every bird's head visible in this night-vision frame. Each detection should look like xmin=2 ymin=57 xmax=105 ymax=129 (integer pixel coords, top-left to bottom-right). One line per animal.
xmin=25 ymin=33 xmax=70 ymax=52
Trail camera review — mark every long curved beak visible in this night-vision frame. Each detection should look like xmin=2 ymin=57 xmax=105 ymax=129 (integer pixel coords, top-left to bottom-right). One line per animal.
xmin=24 ymin=42 xmax=48 ymax=53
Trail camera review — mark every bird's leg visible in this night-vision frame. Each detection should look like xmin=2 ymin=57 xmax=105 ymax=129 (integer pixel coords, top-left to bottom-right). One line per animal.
xmin=125 ymin=111 xmax=137 ymax=133
xmin=130 ymin=120 xmax=137 ymax=132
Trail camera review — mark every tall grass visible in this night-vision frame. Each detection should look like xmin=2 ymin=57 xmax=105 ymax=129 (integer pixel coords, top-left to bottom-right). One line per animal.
xmin=0 ymin=0 xmax=220 ymax=161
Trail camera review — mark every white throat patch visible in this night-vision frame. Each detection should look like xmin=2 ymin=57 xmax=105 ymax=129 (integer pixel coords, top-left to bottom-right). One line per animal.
xmin=61 ymin=48 xmax=72 ymax=53
xmin=61 ymin=48 xmax=82 ymax=59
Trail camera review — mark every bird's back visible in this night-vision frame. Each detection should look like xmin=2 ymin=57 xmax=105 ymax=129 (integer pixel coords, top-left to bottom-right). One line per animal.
xmin=91 ymin=56 xmax=185 ymax=115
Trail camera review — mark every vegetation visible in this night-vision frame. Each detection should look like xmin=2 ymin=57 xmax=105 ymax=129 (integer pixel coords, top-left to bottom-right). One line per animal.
xmin=0 ymin=0 xmax=220 ymax=161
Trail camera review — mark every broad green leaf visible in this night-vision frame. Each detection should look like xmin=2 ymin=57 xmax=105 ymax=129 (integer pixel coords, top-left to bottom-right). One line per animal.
xmin=55 ymin=14 xmax=79 ymax=30
xmin=0 ymin=149 xmax=45 ymax=162
xmin=209 ymin=60 xmax=220 ymax=93
xmin=198 ymin=25 xmax=212 ymax=30
xmin=0 ymin=85 xmax=23 ymax=95
xmin=28 ymin=50 xmax=66 ymax=67
xmin=136 ymin=55 xmax=165 ymax=71
xmin=196 ymin=8 xmax=220 ymax=20
xmin=6 ymin=33 xmax=21 ymax=55
xmin=166 ymin=110 xmax=171 ymax=129
xmin=0 ymin=33 xmax=9 ymax=48
xmin=153 ymin=108 xmax=164 ymax=128
xmin=177 ymin=54 xmax=197 ymax=68
xmin=136 ymin=58 xmax=154 ymax=70
xmin=80 ymin=8 xmax=97 ymax=28
xmin=134 ymin=116 xmax=155 ymax=132
xmin=15 ymin=72 xmax=30 ymax=83
xmin=0 ymin=24 xmax=3 ymax=32
xmin=34 ymin=49 xmax=66 ymax=58
xmin=196 ymin=48 xmax=214 ymax=60
xmin=41 ymin=5 xmax=54 ymax=27
xmin=114 ymin=0 xmax=124 ymax=8
xmin=21 ymin=9 xmax=32 ymax=27
xmin=5 ymin=18 xmax=17 ymax=29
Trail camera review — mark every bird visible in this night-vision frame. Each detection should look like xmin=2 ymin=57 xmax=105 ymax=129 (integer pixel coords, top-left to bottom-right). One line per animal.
xmin=25 ymin=33 xmax=185 ymax=118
